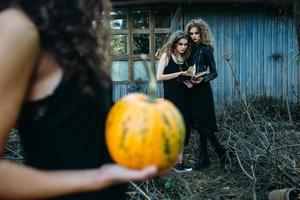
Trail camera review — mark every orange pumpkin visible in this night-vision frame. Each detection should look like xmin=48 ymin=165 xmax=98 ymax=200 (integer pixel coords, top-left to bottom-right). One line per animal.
xmin=105 ymin=55 xmax=186 ymax=170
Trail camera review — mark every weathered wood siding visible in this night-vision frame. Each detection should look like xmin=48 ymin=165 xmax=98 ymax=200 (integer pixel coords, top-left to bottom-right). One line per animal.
xmin=113 ymin=3 xmax=299 ymax=104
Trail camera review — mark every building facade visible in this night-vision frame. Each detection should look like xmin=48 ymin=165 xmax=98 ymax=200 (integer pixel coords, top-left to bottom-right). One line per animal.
xmin=110 ymin=0 xmax=299 ymax=104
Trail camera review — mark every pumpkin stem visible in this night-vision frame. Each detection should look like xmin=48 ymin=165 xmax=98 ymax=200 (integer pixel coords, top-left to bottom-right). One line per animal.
xmin=140 ymin=54 xmax=157 ymax=101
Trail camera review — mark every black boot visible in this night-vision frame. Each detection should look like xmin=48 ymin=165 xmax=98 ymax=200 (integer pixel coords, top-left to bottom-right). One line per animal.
xmin=194 ymin=158 xmax=210 ymax=171
xmin=194 ymin=133 xmax=210 ymax=171
xmin=205 ymin=130 xmax=229 ymax=167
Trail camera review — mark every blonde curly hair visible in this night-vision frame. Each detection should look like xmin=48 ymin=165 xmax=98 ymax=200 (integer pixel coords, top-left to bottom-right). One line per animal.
xmin=185 ymin=18 xmax=215 ymax=46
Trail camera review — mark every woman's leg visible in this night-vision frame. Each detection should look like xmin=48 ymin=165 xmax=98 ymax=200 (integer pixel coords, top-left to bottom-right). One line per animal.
xmin=198 ymin=124 xmax=225 ymax=156
xmin=199 ymin=130 xmax=209 ymax=162
xmin=194 ymin=123 xmax=227 ymax=170
xmin=204 ymin=129 xmax=230 ymax=167
xmin=173 ymin=118 xmax=193 ymax=172
xmin=184 ymin=118 xmax=191 ymax=146
xmin=194 ymin=123 xmax=210 ymax=170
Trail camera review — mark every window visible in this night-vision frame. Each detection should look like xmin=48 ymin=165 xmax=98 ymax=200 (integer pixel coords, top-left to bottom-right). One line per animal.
xmin=110 ymin=7 xmax=172 ymax=82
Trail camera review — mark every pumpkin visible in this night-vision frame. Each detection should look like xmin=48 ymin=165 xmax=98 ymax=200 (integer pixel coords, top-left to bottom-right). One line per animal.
xmin=105 ymin=55 xmax=186 ymax=170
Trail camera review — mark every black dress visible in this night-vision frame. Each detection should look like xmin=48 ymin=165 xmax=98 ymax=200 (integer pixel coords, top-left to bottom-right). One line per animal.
xmin=189 ymin=43 xmax=218 ymax=132
xmin=17 ymin=76 xmax=126 ymax=200
xmin=188 ymin=43 xmax=226 ymax=167
xmin=163 ymin=57 xmax=192 ymax=145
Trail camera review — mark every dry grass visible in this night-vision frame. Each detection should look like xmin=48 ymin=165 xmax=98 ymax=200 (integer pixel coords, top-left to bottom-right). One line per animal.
xmin=127 ymin=96 xmax=300 ymax=200
xmin=3 ymin=129 xmax=23 ymax=164
xmin=4 ymin=96 xmax=300 ymax=200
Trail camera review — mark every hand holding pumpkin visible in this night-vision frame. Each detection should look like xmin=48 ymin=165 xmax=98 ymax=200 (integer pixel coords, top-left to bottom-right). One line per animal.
xmin=105 ymin=55 xmax=186 ymax=172
xmin=95 ymin=164 xmax=158 ymax=187
xmin=105 ymin=94 xmax=186 ymax=171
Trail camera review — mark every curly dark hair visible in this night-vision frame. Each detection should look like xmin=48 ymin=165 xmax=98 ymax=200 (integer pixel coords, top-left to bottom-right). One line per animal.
xmin=0 ymin=0 xmax=112 ymax=92
xmin=185 ymin=18 xmax=215 ymax=46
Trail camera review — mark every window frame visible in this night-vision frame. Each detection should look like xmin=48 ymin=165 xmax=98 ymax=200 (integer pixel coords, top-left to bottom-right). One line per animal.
xmin=110 ymin=6 xmax=176 ymax=83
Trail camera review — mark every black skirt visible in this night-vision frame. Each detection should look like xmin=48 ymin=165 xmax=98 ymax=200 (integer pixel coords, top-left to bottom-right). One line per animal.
xmin=191 ymin=81 xmax=218 ymax=132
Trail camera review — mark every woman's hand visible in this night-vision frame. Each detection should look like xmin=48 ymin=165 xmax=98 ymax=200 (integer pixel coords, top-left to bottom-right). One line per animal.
xmin=95 ymin=164 xmax=158 ymax=188
xmin=94 ymin=152 xmax=184 ymax=189
xmin=93 ymin=161 xmax=178 ymax=190
xmin=191 ymin=76 xmax=203 ymax=85
xmin=183 ymin=80 xmax=193 ymax=88
xmin=179 ymin=70 xmax=193 ymax=77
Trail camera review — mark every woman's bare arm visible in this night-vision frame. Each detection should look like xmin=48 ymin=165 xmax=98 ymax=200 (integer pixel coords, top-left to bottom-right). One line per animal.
xmin=0 ymin=9 xmax=39 ymax=154
xmin=156 ymin=53 xmax=192 ymax=81
xmin=156 ymin=53 xmax=181 ymax=81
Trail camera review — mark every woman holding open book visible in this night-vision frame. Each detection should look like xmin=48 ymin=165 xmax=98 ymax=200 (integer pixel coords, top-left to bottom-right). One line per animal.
xmin=186 ymin=19 xmax=227 ymax=170
xmin=156 ymin=30 xmax=194 ymax=172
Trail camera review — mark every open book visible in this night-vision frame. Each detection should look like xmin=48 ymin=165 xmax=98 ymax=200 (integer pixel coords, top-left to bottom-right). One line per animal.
xmin=186 ymin=64 xmax=196 ymax=76
xmin=185 ymin=64 xmax=208 ymax=78
xmin=178 ymin=64 xmax=208 ymax=84
xmin=194 ymin=71 xmax=208 ymax=78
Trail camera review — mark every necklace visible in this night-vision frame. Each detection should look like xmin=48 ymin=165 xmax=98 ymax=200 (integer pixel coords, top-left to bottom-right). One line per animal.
xmin=176 ymin=56 xmax=184 ymax=65
xmin=172 ymin=54 xmax=184 ymax=65
xmin=171 ymin=54 xmax=187 ymax=72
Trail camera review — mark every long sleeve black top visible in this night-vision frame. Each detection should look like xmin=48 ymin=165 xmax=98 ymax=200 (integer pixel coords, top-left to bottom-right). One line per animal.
xmin=189 ymin=43 xmax=217 ymax=82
